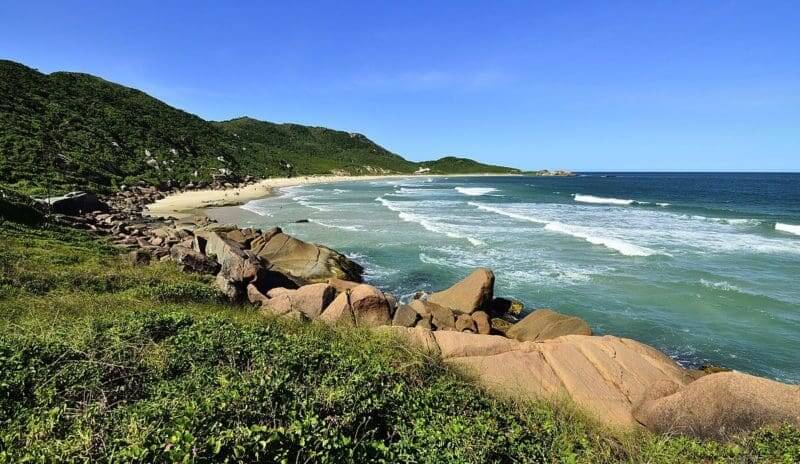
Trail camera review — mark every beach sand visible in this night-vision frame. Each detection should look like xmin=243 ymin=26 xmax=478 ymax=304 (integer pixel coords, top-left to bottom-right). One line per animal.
xmin=145 ymin=174 xmax=408 ymax=219
xmin=146 ymin=173 xmax=519 ymax=219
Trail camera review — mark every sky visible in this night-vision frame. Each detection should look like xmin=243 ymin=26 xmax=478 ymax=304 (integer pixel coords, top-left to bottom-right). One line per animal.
xmin=1 ymin=1 xmax=798 ymax=171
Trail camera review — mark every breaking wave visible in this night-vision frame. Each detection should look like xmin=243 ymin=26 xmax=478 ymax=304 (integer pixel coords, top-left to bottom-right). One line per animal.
xmin=544 ymin=222 xmax=660 ymax=257
xmin=309 ymin=219 xmax=363 ymax=232
xmin=573 ymin=194 xmax=635 ymax=206
xmin=776 ymin=222 xmax=800 ymax=236
xmin=455 ymin=187 xmax=498 ymax=196
xmin=239 ymin=202 xmax=273 ymax=217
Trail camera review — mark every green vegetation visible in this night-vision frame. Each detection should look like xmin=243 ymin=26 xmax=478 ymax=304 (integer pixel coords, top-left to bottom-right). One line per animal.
xmin=417 ymin=156 xmax=521 ymax=174
xmin=1 ymin=220 xmax=798 ymax=462
xmin=0 ymin=60 xmax=517 ymax=196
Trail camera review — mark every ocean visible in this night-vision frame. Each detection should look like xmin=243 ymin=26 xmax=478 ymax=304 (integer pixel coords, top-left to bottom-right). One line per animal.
xmin=237 ymin=173 xmax=800 ymax=383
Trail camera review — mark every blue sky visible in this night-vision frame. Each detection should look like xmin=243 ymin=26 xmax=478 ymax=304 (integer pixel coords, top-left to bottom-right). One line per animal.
xmin=1 ymin=1 xmax=798 ymax=171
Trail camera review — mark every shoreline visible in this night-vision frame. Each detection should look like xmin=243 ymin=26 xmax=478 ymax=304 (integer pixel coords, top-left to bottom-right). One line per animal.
xmin=145 ymin=173 xmax=520 ymax=219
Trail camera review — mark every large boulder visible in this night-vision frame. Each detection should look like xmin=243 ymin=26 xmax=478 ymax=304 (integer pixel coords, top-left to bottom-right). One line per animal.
xmin=392 ymin=304 xmax=419 ymax=327
xmin=427 ymin=268 xmax=494 ymax=314
xmin=633 ymin=372 xmax=800 ymax=439
xmin=39 ymin=191 xmax=109 ymax=216
xmin=204 ymin=232 xmax=260 ymax=282
xmin=251 ymin=232 xmax=363 ymax=283
xmin=170 ymin=245 xmax=220 ymax=275
xmin=349 ymin=284 xmax=391 ymax=327
xmin=319 ymin=292 xmax=356 ymax=325
xmin=262 ymin=283 xmax=337 ymax=320
xmin=506 ymin=308 xmax=591 ymax=342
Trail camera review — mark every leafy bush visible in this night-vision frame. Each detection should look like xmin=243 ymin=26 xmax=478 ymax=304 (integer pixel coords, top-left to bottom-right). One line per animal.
xmin=144 ymin=281 xmax=225 ymax=304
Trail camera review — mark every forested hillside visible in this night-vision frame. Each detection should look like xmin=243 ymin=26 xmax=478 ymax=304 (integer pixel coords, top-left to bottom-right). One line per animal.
xmin=0 ymin=60 xmax=517 ymax=195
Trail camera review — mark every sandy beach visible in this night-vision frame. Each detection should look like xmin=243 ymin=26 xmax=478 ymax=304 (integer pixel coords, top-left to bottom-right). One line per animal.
xmin=145 ymin=173 xmax=519 ymax=219
xmin=144 ymin=174 xmax=406 ymax=218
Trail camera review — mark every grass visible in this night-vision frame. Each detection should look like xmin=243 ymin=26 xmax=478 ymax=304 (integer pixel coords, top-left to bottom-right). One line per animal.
xmin=0 ymin=221 xmax=798 ymax=462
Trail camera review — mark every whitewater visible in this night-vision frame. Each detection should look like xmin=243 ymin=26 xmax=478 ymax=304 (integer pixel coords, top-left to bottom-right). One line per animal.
xmin=235 ymin=173 xmax=800 ymax=384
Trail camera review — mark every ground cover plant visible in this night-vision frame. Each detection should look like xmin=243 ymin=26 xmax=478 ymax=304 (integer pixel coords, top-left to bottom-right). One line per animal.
xmin=0 ymin=221 xmax=798 ymax=463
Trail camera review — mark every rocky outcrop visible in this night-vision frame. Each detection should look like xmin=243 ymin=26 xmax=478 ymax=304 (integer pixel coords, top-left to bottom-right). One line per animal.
xmin=38 ymin=191 xmax=109 ymax=216
xmin=386 ymin=329 xmax=695 ymax=428
xmin=633 ymin=372 xmax=800 ymax=438
xmin=349 ymin=284 xmax=392 ymax=327
xmin=427 ymin=268 xmax=494 ymax=314
xmin=262 ymin=283 xmax=337 ymax=320
xmin=251 ymin=232 xmax=363 ymax=284
xmin=506 ymin=308 xmax=592 ymax=342
xmin=170 ymin=245 xmax=220 ymax=275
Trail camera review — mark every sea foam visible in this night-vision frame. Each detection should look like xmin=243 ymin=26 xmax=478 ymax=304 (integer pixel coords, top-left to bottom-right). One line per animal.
xmin=776 ymin=222 xmax=800 ymax=236
xmin=455 ymin=187 xmax=498 ymax=196
xmin=376 ymin=197 xmax=483 ymax=246
xmin=239 ymin=201 xmax=273 ymax=217
xmin=544 ymin=222 xmax=659 ymax=256
xmin=469 ymin=202 xmax=548 ymax=224
xmin=573 ymin=194 xmax=635 ymax=206
xmin=309 ymin=219 xmax=363 ymax=232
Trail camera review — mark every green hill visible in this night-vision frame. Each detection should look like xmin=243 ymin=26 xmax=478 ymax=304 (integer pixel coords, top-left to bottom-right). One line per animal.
xmin=0 ymin=60 xmax=517 ymax=195
xmin=417 ymin=156 xmax=521 ymax=174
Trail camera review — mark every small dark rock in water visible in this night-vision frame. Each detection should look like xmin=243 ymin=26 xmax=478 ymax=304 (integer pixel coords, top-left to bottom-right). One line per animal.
xmin=294 ymin=219 xmax=310 ymax=223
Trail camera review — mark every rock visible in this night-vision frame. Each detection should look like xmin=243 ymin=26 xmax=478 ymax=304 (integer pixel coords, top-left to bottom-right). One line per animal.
xmin=204 ymin=232 xmax=260 ymax=282
xmin=472 ymin=311 xmax=491 ymax=335
xmin=416 ymin=315 xmax=433 ymax=330
xmin=226 ymin=228 xmax=259 ymax=247
xmin=249 ymin=268 xmax=298 ymax=295
xmin=633 ymin=372 xmax=800 ymax=439
xmin=129 ymin=249 xmax=151 ymax=266
xmin=251 ymin=232 xmax=363 ymax=283
xmin=327 ymin=277 xmax=359 ymax=294
xmin=490 ymin=318 xmax=513 ymax=335
xmin=408 ymin=299 xmax=433 ymax=316
xmin=246 ymin=284 xmax=270 ymax=305
xmin=490 ymin=297 xmax=524 ymax=319
xmin=455 ymin=314 xmax=476 ymax=333
xmin=506 ymin=308 xmax=592 ymax=342
xmin=429 ymin=303 xmax=455 ymax=330
xmin=262 ymin=283 xmax=336 ymax=320
xmin=392 ymin=305 xmax=419 ymax=327
xmin=318 ymin=292 xmax=355 ymax=325
xmin=293 ymin=283 xmax=337 ymax=320
xmin=427 ymin=268 xmax=494 ymax=314
xmin=266 ymin=287 xmax=292 ymax=298
xmin=294 ymin=219 xmax=310 ymax=223
xmin=170 ymin=245 xmax=220 ymax=274
xmin=39 ymin=192 xmax=109 ymax=216
xmin=215 ymin=274 xmax=244 ymax=303
xmin=349 ymin=284 xmax=391 ymax=327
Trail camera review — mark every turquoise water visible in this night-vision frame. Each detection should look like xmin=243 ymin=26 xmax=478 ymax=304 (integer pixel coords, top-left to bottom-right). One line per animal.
xmin=239 ymin=173 xmax=800 ymax=383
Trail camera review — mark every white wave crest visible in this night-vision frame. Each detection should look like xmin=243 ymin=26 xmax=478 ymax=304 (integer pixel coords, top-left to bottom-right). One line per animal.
xmin=398 ymin=212 xmax=483 ymax=246
xmin=309 ymin=219 xmax=363 ymax=232
xmin=469 ymin=202 xmax=549 ymax=224
xmin=375 ymin=196 xmax=403 ymax=212
xmin=544 ymin=222 xmax=659 ymax=256
xmin=700 ymin=279 xmax=741 ymax=292
xmin=455 ymin=187 xmax=498 ymax=196
xmin=239 ymin=202 xmax=273 ymax=217
xmin=292 ymin=195 xmax=330 ymax=212
xmin=573 ymin=194 xmax=635 ymax=206
xmin=776 ymin=222 xmax=800 ymax=236
xmin=656 ymin=203 xmax=671 ymax=207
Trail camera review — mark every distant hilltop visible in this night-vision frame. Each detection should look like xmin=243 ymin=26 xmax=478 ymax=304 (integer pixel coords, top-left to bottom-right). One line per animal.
xmin=0 ymin=59 xmax=519 ymax=195
xmin=527 ymin=169 xmax=576 ymax=177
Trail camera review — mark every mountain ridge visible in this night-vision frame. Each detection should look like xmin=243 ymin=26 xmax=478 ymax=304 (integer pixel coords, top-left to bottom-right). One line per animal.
xmin=0 ymin=60 xmax=518 ymax=195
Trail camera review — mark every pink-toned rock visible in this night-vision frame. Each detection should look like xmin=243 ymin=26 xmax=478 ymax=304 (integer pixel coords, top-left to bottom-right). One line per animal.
xmin=506 ymin=308 xmax=591 ymax=342
xmin=266 ymin=287 xmax=292 ymax=298
xmin=263 ymin=283 xmax=336 ymax=320
xmin=472 ymin=311 xmax=491 ymax=335
xmin=427 ymin=267 xmax=494 ymax=314
xmin=455 ymin=314 xmax=476 ymax=333
xmin=633 ymin=371 xmax=800 ymax=438
xmin=349 ymin=284 xmax=391 ymax=327
xmin=246 ymin=283 xmax=270 ymax=305
xmin=318 ymin=292 xmax=355 ymax=325
xmin=327 ymin=277 xmax=359 ymax=294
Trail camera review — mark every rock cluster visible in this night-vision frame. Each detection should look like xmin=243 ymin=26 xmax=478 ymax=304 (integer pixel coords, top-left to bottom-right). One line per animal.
xmin=46 ymin=186 xmax=800 ymax=439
